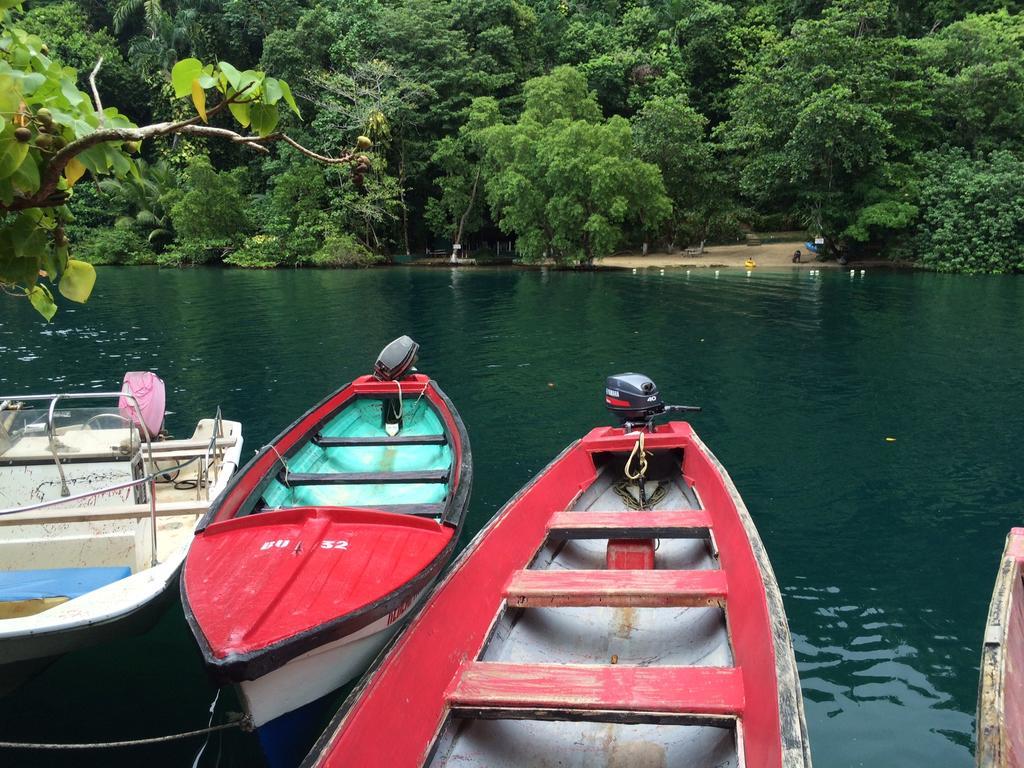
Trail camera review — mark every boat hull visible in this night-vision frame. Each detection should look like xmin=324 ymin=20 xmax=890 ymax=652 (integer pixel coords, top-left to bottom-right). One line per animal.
xmin=302 ymin=422 xmax=810 ymax=768
xmin=238 ymin=587 xmax=425 ymax=728
xmin=977 ymin=527 xmax=1024 ymax=768
xmin=181 ymin=374 xmax=472 ymax=760
xmin=0 ymin=418 xmax=243 ymax=690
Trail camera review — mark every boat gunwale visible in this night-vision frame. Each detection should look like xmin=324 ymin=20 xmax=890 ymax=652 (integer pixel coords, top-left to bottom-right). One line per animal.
xmin=179 ymin=376 xmax=473 ymax=683
xmin=302 ymin=424 xmax=811 ymax=768
xmin=976 ymin=527 xmax=1024 ymax=768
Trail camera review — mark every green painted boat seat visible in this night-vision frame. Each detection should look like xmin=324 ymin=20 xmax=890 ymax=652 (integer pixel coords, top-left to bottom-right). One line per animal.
xmin=277 ymin=470 xmax=449 ymax=485
xmin=0 ymin=566 xmax=132 ymax=601
xmin=312 ymin=434 xmax=447 ymax=447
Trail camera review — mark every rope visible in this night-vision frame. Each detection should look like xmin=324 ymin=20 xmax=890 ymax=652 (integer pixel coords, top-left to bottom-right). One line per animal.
xmin=267 ymin=443 xmax=291 ymax=487
xmin=613 ymin=480 xmax=669 ymax=510
xmin=0 ymin=716 xmax=252 ymax=750
xmin=624 ymin=431 xmax=648 ymax=482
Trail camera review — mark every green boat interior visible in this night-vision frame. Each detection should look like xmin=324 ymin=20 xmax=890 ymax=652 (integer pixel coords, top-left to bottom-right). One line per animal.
xmin=261 ymin=397 xmax=453 ymax=512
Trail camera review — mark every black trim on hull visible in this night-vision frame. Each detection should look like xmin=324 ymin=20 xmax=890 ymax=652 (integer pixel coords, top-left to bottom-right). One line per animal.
xmin=313 ymin=434 xmax=447 ymax=447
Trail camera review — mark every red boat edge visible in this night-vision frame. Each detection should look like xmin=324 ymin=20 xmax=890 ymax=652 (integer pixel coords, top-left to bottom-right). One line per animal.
xmin=977 ymin=527 xmax=1024 ymax=768
xmin=178 ymin=374 xmax=473 ymax=683
xmin=301 ymin=421 xmax=811 ymax=768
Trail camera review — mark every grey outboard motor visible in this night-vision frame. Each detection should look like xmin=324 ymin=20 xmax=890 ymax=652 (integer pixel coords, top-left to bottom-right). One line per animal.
xmin=605 ymin=373 xmax=700 ymax=432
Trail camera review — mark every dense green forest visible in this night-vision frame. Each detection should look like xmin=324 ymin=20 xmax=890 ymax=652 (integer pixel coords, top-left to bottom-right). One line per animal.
xmin=4 ymin=0 xmax=1024 ymax=284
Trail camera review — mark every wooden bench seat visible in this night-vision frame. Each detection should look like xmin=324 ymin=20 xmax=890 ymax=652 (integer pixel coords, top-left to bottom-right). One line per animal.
xmin=447 ymin=661 xmax=744 ymax=716
xmin=547 ymin=509 xmax=712 ymax=539
xmin=504 ymin=568 xmax=727 ymax=608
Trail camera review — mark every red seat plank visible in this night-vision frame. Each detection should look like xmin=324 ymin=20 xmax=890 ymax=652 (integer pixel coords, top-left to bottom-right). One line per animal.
xmin=505 ymin=569 xmax=727 ymax=608
xmin=448 ymin=662 xmax=744 ymax=716
xmin=547 ymin=509 xmax=711 ymax=539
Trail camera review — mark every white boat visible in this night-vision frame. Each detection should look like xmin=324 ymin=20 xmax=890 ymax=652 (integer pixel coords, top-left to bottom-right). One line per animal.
xmin=0 ymin=373 xmax=243 ymax=693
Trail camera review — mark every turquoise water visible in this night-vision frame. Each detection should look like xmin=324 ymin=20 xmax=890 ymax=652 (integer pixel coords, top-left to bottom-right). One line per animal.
xmin=1 ymin=265 xmax=1022 ymax=766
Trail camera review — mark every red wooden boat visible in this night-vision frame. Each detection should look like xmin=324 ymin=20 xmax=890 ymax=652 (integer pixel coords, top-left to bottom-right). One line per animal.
xmin=180 ymin=338 xmax=471 ymax=762
xmin=302 ymin=373 xmax=811 ymax=768
xmin=977 ymin=527 xmax=1024 ymax=768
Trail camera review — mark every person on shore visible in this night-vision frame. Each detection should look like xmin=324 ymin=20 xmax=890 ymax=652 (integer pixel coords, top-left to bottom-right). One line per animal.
xmin=792 ymin=249 xmax=802 ymax=263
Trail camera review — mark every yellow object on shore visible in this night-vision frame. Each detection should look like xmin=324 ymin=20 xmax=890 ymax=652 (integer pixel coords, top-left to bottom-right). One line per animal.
xmin=744 ymin=258 xmax=757 ymax=269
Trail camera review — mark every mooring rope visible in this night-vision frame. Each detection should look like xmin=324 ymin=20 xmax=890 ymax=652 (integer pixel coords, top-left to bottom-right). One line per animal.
xmin=266 ymin=442 xmax=291 ymax=487
xmin=0 ymin=714 xmax=252 ymax=750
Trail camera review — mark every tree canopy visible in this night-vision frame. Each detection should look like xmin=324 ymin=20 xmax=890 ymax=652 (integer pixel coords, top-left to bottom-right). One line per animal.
xmin=4 ymin=0 xmax=1024 ymax=305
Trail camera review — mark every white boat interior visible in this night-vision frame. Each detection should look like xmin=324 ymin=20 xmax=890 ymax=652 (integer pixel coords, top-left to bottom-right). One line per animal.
xmin=0 ymin=389 xmax=242 ymax=636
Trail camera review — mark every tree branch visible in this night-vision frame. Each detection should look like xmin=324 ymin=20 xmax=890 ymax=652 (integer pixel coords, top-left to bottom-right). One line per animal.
xmin=3 ymin=83 xmax=355 ymax=214
xmin=89 ymin=56 xmax=104 ymax=125
xmin=274 ymin=134 xmax=354 ymax=165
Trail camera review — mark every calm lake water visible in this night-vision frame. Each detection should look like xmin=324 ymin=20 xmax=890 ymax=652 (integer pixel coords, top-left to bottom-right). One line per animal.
xmin=1 ymin=265 xmax=1022 ymax=767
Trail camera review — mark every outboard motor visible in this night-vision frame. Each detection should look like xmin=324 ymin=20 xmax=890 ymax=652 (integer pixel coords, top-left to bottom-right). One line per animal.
xmin=605 ymin=373 xmax=700 ymax=432
xmin=373 ymin=336 xmax=419 ymax=382
xmin=374 ymin=336 xmax=420 ymax=436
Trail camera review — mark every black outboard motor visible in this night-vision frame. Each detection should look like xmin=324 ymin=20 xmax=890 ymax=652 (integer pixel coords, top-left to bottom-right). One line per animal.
xmin=374 ymin=336 xmax=420 ymax=436
xmin=605 ymin=373 xmax=700 ymax=431
xmin=374 ymin=336 xmax=419 ymax=381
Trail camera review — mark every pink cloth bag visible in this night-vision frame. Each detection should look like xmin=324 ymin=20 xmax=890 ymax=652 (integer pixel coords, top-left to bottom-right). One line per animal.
xmin=119 ymin=371 xmax=166 ymax=438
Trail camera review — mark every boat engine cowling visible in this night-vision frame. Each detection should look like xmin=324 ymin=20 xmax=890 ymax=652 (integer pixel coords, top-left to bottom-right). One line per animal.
xmin=605 ymin=373 xmax=663 ymax=423
xmin=605 ymin=373 xmax=702 ymax=429
xmin=374 ymin=336 xmax=419 ymax=381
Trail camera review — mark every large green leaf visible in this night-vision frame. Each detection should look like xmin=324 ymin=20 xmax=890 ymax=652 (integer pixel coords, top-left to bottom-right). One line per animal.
xmin=171 ymin=58 xmax=203 ymax=99
xmin=27 ymin=284 xmax=57 ymax=321
xmin=0 ymin=75 xmax=19 ymax=114
xmin=228 ymin=100 xmax=251 ymax=128
xmin=278 ymin=81 xmax=301 ymax=118
xmin=217 ymin=61 xmax=243 ymax=90
xmin=263 ymin=77 xmax=283 ymax=105
xmin=0 ymin=135 xmax=29 ymax=180
xmin=58 ymin=259 xmax=96 ymax=303
xmin=250 ymin=103 xmax=279 ymax=137
xmin=10 ymin=148 xmax=39 ymax=194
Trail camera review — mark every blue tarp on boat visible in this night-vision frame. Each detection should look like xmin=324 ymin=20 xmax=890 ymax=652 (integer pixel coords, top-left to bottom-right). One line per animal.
xmin=0 ymin=567 xmax=132 ymax=601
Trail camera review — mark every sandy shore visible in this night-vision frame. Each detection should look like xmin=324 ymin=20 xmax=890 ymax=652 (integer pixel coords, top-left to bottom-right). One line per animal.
xmin=597 ymin=241 xmax=832 ymax=270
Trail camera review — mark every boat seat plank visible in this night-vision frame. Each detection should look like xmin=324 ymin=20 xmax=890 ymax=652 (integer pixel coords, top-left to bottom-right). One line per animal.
xmin=148 ymin=437 xmax=237 ymax=452
xmin=505 ymin=569 xmax=727 ymax=608
xmin=447 ymin=662 xmax=744 ymax=716
xmin=313 ymin=434 xmax=447 ymax=448
xmin=375 ymin=504 xmax=446 ymax=517
xmin=276 ymin=469 xmax=449 ymax=486
xmin=547 ymin=509 xmax=712 ymax=539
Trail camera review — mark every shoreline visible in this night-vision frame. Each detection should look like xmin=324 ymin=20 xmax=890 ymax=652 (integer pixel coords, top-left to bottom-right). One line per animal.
xmin=597 ymin=241 xmax=833 ymax=270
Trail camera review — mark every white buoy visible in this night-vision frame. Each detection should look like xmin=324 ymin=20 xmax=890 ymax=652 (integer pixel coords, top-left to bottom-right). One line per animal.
xmin=686 ymin=269 xmax=691 ymax=276
xmin=715 ymin=270 xmax=720 ymax=278
xmin=849 ymin=269 xmax=855 ymax=277
xmin=632 ymin=268 xmax=637 ymax=274
xmin=860 ymin=269 xmax=865 ymax=276
xmin=660 ymin=269 xmax=665 ymax=275
xmin=746 ymin=270 xmax=752 ymax=276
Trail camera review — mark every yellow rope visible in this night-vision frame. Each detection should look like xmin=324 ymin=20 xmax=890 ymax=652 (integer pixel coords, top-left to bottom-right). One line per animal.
xmin=624 ymin=431 xmax=648 ymax=482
